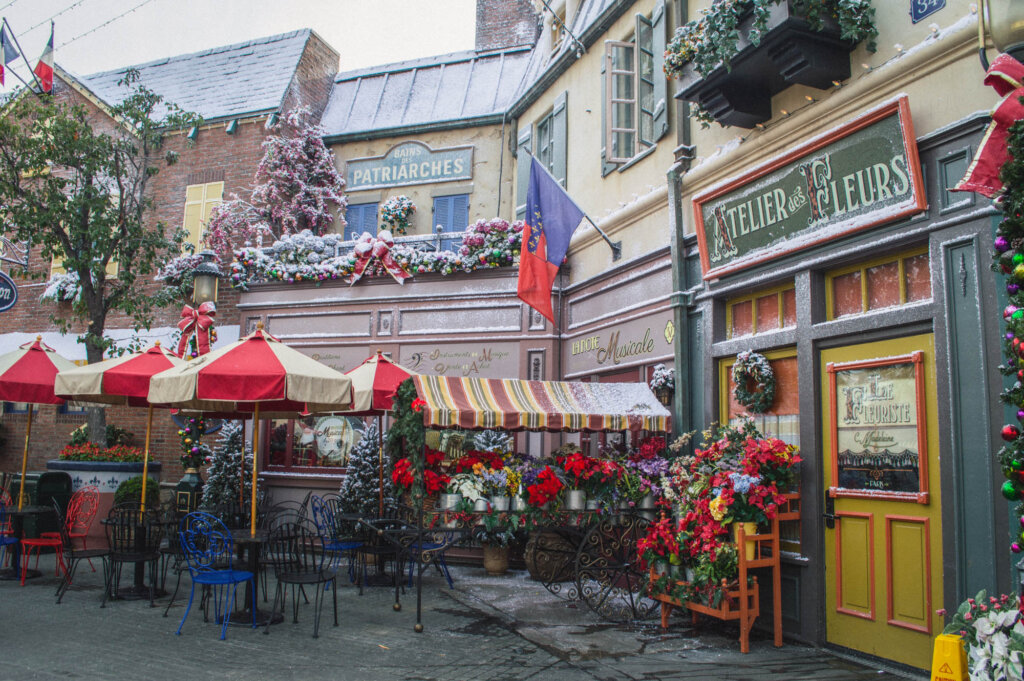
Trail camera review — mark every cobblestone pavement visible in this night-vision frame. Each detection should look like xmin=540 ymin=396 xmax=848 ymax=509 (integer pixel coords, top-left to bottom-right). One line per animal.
xmin=0 ymin=557 xmax=922 ymax=681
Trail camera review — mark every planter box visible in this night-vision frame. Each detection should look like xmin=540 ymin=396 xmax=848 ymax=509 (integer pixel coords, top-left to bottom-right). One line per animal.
xmin=651 ymin=574 xmax=761 ymax=652
xmin=674 ymin=1 xmax=857 ymax=128
xmin=46 ymin=460 xmax=162 ymax=546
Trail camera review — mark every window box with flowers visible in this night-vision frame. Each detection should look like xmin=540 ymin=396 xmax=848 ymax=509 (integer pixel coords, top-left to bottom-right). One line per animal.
xmin=666 ymin=0 xmax=877 ymax=128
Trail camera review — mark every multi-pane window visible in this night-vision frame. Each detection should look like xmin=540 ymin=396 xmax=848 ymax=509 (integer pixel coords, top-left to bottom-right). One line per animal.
xmin=826 ymin=249 xmax=931 ymax=320
xmin=345 ymin=202 xmax=379 ymax=240
xmin=605 ymin=41 xmax=637 ymax=162
xmin=726 ymin=285 xmax=797 ymax=339
xmin=433 ymin=194 xmax=469 ymax=250
xmin=267 ymin=416 xmax=365 ymax=470
xmin=535 ymin=111 xmax=556 ymax=177
xmin=182 ymin=181 xmax=223 ymax=252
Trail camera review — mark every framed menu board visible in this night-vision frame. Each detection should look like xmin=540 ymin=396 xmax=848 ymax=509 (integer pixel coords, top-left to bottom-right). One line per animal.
xmin=827 ymin=351 xmax=928 ymax=503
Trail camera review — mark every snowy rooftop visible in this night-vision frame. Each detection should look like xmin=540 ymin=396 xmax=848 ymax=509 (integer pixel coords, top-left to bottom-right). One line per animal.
xmin=74 ymin=29 xmax=314 ymax=121
xmin=320 ymin=47 xmax=533 ymax=141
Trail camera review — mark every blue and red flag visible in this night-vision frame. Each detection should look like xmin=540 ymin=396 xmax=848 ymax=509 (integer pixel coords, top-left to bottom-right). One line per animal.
xmin=517 ymin=156 xmax=585 ymax=325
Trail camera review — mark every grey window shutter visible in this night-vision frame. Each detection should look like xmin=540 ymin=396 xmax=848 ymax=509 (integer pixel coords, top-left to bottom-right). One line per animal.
xmin=651 ymin=0 xmax=669 ymax=141
xmin=453 ymin=194 xmax=469 ymax=230
xmin=600 ymin=60 xmax=617 ymax=177
xmin=365 ymin=203 xmax=379 ymax=233
xmin=551 ymin=90 xmax=568 ymax=188
xmin=433 ymin=196 xmax=452 ymax=232
xmin=516 ymin=124 xmax=532 ymax=220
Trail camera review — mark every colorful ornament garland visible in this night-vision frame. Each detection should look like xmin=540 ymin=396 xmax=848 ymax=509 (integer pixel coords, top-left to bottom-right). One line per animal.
xmin=179 ymin=416 xmax=212 ymax=470
xmin=731 ymin=350 xmax=775 ymax=413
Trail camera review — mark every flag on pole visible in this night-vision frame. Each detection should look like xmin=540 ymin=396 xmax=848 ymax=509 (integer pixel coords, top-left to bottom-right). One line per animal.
xmin=516 ymin=156 xmax=586 ymax=325
xmin=0 ymin=25 xmax=19 ymax=86
xmin=33 ymin=23 xmax=53 ymax=93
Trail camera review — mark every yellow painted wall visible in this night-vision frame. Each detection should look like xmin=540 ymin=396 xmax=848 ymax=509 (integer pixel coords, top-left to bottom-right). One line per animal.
xmin=329 ymin=124 xmax=513 ymax=238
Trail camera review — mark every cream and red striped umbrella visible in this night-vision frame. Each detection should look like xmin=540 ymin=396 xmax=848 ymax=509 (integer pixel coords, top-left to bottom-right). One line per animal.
xmin=0 ymin=338 xmax=78 ymax=509
xmin=55 ymin=342 xmax=185 ymax=511
xmin=148 ymin=327 xmax=354 ymax=534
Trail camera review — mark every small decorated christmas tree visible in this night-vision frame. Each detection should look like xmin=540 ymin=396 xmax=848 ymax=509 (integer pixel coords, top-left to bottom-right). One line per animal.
xmin=339 ymin=420 xmax=395 ymax=517
xmin=200 ymin=421 xmax=258 ymax=514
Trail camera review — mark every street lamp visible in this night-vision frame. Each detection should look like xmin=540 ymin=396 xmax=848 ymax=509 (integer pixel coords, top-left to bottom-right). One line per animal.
xmin=192 ymin=249 xmax=220 ymax=306
xmin=980 ymin=0 xmax=1024 ymax=68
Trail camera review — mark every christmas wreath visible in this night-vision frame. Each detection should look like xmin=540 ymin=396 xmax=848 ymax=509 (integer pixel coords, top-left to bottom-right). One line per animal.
xmin=731 ymin=350 xmax=775 ymax=413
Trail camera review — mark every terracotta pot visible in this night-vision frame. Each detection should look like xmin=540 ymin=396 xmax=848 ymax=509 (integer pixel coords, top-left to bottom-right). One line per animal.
xmin=482 ymin=544 xmax=510 ymax=576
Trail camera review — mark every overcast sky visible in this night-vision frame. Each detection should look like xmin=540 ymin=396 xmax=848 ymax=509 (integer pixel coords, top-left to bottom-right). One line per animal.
xmin=0 ymin=0 xmax=476 ymax=91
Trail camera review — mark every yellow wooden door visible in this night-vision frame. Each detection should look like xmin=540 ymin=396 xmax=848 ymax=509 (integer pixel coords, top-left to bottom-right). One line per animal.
xmin=821 ymin=334 xmax=942 ymax=670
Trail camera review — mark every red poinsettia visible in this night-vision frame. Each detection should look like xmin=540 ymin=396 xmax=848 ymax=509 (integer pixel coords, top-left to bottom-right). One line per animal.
xmin=391 ymin=447 xmax=450 ymax=494
xmin=526 ymin=465 xmax=564 ymax=506
xmin=455 ymin=450 xmax=503 ymax=473
xmin=555 ymin=451 xmax=595 ymax=487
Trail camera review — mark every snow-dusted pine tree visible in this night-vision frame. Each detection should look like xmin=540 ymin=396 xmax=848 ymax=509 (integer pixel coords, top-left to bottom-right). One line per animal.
xmin=338 ymin=420 xmax=396 ymax=517
xmin=200 ymin=421 xmax=258 ymax=514
xmin=204 ymin=107 xmax=348 ymax=256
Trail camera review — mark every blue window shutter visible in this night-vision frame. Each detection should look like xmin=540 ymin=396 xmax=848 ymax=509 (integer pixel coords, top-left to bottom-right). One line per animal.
xmin=452 ymin=195 xmax=469 ymax=231
xmin=650 ymin=0 xmax=669 ymax=142
xmin=364 ymin=203 xmax=379 ymax=233
xmin=346 ymin=203 xmax=378 ymax=239
xmin=433 ymin=195 xmax=453 ymax=232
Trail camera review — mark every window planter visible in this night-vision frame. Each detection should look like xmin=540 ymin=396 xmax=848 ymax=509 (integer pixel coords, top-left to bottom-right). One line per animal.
xmin=673 ymin=1 xmax=859 ymax=128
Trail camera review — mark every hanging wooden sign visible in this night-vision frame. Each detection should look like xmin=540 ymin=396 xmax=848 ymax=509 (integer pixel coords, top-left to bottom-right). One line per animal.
xmin=0 ymin=270 xmax=17 ymax=313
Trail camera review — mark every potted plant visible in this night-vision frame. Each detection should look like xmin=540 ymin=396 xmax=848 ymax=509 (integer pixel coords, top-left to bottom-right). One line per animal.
xmin=555 ymin=447 xmax=592 ymax=510
xmin=477 ymin=513 xmax=519 ymax=576
xmin=448 ymin=473 xmax=486 ymax=511
xmin=113 ymin=475 xmax=161 ymax=508
xmin=649 ymin=364 xmax=675 ymax=406
xmin=941 ymin=590 xmax=1024 ymax=680
xmin=481 ymin=467 xmax=510 ymax=512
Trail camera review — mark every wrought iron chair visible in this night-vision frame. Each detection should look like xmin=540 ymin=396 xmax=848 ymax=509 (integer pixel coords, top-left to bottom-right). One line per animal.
xmin=176 ymin=511 xmax=256 ymax=640
xmin=264 ymin=517 xmax=338 ymax=638
xmin=310 ymin=494 xmax=364 ymax=584
xmin=101 ymin=502 xmax=164 ymax=608
xmin=52 ymin=500 xmax=111 ymax=604
xmin=41 ymin=485 xmax=99 ymax=570
xmin=20 ymin=509 xmax=64 ymax=587
xmin=0 ymin=500 xmax=19 ymax=572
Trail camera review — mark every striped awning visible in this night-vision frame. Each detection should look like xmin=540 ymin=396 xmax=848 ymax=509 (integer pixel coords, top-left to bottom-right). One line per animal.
xmin=411 ymin=375 xmax=671 ymax=432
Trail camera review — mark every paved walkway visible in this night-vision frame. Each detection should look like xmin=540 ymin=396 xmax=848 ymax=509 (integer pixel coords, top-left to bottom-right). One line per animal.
xmin=0 ymin=556 xmax=921 ymax=681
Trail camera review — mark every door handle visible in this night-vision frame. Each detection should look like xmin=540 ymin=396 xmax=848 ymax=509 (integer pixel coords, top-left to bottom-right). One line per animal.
xmin=823 ymin=488 xmax=836 ymax=530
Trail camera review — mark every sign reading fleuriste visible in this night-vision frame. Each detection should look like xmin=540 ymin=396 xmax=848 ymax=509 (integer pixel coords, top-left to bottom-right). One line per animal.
xmin=345 ymin=141 xmax=473 ymax=191
xmin=0 ymin=270 xmax=18 ymax=313
xmin=694 ymin=97 xmax=926 ymax=280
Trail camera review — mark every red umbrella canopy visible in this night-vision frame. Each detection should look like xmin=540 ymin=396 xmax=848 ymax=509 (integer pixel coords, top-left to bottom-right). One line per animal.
xmin=0 ymin=337 xmax=77 ymax=405
xmin=345 ymin=351 xmax=416 ymax=413
xmin=54 ymin=342 xmax=185 ymax=406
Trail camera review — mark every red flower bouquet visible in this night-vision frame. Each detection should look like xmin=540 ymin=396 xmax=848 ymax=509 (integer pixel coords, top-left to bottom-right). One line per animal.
xmin=526 ymin=465 xmax=564 ymax=507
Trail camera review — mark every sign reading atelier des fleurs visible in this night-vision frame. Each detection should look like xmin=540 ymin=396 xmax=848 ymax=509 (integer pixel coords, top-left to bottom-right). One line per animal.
xmin=345 ymin=141 xmax=474 ymax=191
xmin=693 ymin=97 xmax=927 ymax=280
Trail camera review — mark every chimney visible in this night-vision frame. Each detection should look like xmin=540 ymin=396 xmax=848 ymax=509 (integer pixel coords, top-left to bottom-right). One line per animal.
xmin=475 ymin=0 xmax=541 ymax=52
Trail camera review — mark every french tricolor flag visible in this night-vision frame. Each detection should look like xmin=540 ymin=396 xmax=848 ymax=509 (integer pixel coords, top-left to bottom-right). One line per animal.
xmin=33 ymin=23 xmax=53 ymax=93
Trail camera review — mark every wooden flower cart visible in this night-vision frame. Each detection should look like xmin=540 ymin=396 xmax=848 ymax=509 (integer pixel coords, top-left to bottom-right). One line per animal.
xmin=650 ymin=493 xmax=800 ymax=652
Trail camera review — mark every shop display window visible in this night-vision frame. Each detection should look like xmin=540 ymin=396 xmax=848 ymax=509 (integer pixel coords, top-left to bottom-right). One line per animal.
xmin=826 ymin=248 xmax=931 ymax=320
xmin=726 ymin=284 xmax=797 ymax=339
xmin=266 ymin=416 xmax=365 ymax=471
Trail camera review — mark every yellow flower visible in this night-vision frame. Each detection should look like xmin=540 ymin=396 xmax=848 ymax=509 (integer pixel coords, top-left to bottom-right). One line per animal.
xmin=472 ymin=462 xmax=485 ymax=475
xmin=709 ymin=496 xmax=727 ymax=522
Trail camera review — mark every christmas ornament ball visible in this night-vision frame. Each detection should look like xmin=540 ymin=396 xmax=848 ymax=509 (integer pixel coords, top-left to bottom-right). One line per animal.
xmin=1009 ymin=283 xmax=1020 ymax=295
xmin=996 ymin=235 xmax=1011 ymax=252
xmin=1002 ymin=480 xmax=1021 ymax=501
xmin=1014 ymin=310 xmax=1024 ymax=322
xmin=1005 ymin=305 xmax=1018 ymax=320
xmin=1014 ymin=252 xmax=1024 ymax=265
xmin=1002 ymin=424 xmax=1021 ymax=441
xmin=1014 ymin=542 xmax=1023 ymax=554
xmin=185 ymin=438 xmax=193 ymax=445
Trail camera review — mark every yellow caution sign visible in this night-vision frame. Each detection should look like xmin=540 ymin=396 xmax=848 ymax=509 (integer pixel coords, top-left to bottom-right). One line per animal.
xmin=930 ymin=634 xmax=968 ymax=681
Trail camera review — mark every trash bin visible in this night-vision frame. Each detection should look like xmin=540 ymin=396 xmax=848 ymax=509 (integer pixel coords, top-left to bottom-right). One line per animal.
xmin=9 ymin=471 xmax=72 ymax=537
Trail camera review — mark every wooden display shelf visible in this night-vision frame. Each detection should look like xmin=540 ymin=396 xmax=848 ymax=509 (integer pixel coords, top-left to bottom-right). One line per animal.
xmin=650 ymin=514 xmax=785 ymax=653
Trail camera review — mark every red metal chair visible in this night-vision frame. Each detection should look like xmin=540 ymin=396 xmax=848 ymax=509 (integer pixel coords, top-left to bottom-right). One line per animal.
xmin=20 ymin=523 xmax=64 ymax=586
xmin=41 ymin=485 xmax=99 ymax=571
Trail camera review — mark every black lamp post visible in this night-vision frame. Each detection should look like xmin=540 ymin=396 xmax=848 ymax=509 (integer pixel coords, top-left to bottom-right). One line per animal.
xmin=980 ymin=0 xmax=1024 ymax=69
xmin=191 ymin=250 xmax=220 ymax=307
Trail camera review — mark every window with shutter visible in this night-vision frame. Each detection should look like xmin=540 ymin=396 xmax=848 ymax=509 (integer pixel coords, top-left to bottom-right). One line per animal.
xmin=182 ymin=181 xmax=224 ymax=252
xmin=433 ymin=194 xmax=470 ymax=251
xmin=346 ymin=203 xmax=378 ymax=239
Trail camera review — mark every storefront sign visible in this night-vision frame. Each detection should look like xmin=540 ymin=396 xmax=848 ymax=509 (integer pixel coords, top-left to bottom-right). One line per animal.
xmin=0 ymin=270 xmax=17 ymax=313
xmin=345 ymin=141 xmax=473 ymax=191
xmin=401 ymin=342 xmax=517 ymax=378
xmin=564 ymin=312 xmax=674 ymax=376
xmin=828 ymin=352 xmax=928 ymax=502
xmin=694 ymin=97 xmax=926 ymax=280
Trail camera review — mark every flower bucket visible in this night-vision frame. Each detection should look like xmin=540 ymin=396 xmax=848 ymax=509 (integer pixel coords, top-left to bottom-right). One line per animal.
xmin=731 ymin=521 xmax=759 ymax=560
xmin=585 ymin=498 xmax=601 ymax=511
xmin=439 ymin=493 xmax=462 ymax=510
xmin=565 ymin=489 xmax=586 ymax=511
xmin=511 ymin=496 xmax=528 ymax=512
xmin=490 ymin=495 xmax=510 ymax=512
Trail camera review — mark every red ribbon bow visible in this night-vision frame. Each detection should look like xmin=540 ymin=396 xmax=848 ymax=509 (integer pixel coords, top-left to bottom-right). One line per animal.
xmin=177 ymin=301 xmax=217 ymax=357
xmin=347 ymin=230 xmax=412 ymax=285
xmin=954 ymin=54 xmax=1024 ymax=198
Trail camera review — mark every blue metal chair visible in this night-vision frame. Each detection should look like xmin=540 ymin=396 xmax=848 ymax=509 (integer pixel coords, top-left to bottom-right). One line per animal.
xmin=0 ymin=500 xmax=20 ymax=570
xmin=310 ymin=494 xmax=363 ymax=584
xmin=176 ymin=512 xmax=256 ymax=640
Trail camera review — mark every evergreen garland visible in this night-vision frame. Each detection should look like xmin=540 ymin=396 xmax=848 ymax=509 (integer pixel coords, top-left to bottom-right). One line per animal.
xmin=994 ymin=118 xmax=1024 ymax=554
xmin=731 ymin=350 xmax=776 ymax=413
xmin=338 ymin=420 xmax=396 ymax=516
xmin=199 ymin=421 xmax=258 ymax=513
xmin=385 ymin=379 xmax=426 ymax=506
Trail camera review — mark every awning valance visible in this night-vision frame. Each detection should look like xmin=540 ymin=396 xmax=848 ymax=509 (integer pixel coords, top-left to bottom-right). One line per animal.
xmin=411 ymin=375 xmax=671 ymax=432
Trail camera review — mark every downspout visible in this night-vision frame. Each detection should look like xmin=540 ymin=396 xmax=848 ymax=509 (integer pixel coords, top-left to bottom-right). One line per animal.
xmin=668 ymin=0 xmax=696 ymax=439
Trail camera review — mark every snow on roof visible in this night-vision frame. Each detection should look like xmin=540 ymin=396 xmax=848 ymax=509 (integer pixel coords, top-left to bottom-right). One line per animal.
xmin=75 ymin=29 xmax=313 ymax=121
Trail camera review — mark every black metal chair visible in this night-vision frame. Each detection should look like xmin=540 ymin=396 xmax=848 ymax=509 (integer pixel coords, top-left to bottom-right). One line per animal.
xmin=101 ymin=502 xmax=164 ymax=608
xmin=52 ymin=500 xmax=111 ymax=604
xmin=264 ymin=517 xmax=338 ymax=638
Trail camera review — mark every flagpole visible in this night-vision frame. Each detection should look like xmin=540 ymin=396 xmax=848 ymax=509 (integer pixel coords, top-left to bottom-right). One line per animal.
xmin=527 ymin=153 xmax=622 ymax=261
xmin=4 ymin=19 xmax=46 ymax=94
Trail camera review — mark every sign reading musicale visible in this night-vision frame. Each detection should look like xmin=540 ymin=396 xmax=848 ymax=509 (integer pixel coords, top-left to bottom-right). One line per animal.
xmin=0 ymin=270 xmax=17 ymax=313
xmin=345 ymin=141 xmax=473 ymax=191
xmin=693 ymin=97 xmax=927 ymax=280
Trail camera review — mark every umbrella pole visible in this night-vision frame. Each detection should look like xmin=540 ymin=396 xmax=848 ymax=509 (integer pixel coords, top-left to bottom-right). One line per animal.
xmin=140 ymin=406 xmax=153 ymax=513
xmin=378 ymin=414 xmax=383 ymax=517
xmin=239 ymin=419 xmax=245 ymax=510
xmin=17 ymin=407 xmax=33 ymax=511
xmin=250 ymin=404 xmax=260 ymax=537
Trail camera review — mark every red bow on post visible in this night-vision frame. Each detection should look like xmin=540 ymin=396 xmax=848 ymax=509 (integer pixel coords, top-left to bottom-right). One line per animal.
xmin=953 ymin=54 xmax=1024 ymax=198
xmin=347 ymin=230 xmax=412 ymax=285
xmin=177 ymin=301 xmax=217 ymax=357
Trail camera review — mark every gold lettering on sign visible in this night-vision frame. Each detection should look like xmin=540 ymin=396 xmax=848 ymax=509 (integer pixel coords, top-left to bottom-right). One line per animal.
xmin=595 ymin=328 xmax=655 ymax=366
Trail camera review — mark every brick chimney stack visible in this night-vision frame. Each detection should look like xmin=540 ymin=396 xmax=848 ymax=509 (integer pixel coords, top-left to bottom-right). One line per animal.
xmin=476 ymin=0 xmax=541 ymax=52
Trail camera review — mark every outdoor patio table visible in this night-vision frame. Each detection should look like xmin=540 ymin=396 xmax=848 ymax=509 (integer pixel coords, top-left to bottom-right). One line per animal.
xmin=0 ymin=505 xmax=57 ymax=582
xmin=229 ymin=528 xmax=282 ymax=625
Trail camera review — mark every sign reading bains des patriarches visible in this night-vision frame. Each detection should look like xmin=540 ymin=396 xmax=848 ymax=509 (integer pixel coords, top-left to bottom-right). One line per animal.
xmin=345 ymin=141 xmax=473 ymax=191
xmin=694 ymin=97 xmax=926 ymax=280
